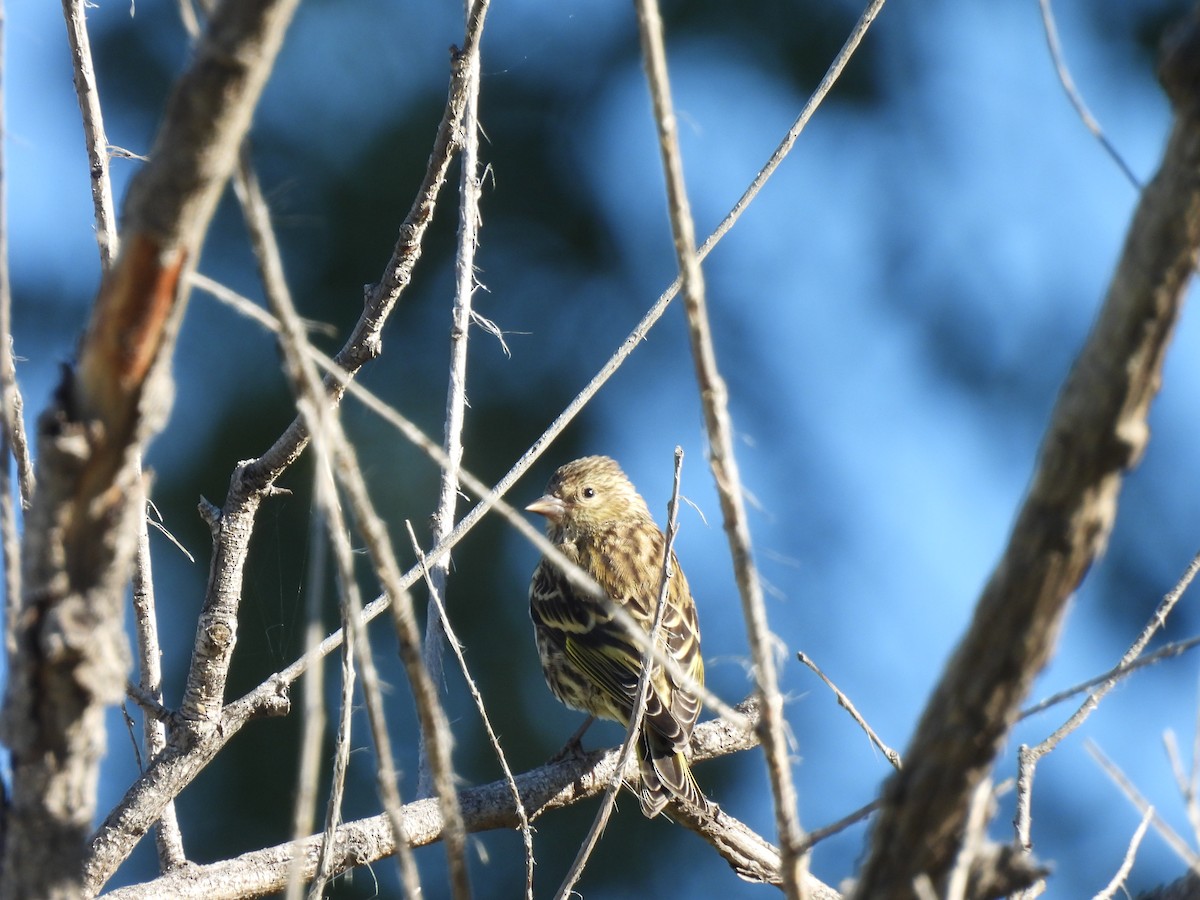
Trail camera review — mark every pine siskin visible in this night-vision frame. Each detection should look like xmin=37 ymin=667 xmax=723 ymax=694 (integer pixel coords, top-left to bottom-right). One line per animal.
xmin=526 ymin=455 xmax=708 ymax=818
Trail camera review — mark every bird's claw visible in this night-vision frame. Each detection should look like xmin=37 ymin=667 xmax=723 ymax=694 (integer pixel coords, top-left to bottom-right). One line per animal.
xmin=549 ymin=715 xmax=596 ymax=762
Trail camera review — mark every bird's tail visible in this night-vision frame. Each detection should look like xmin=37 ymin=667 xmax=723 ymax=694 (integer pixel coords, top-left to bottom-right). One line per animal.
xmin=636 ymin=731 xmax=709 ymax=819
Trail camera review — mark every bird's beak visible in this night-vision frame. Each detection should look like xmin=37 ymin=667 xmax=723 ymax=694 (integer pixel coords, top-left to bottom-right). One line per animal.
xmin=525 ymin=494 xmax=566 ymax=522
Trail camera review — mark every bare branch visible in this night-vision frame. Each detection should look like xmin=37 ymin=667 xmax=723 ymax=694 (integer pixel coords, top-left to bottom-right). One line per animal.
xmin=408 ymin=520 xmax=534 ymax=899
xmin=131 ymin=481 xmax=186 ymax=871
xmin=0 ymin=2 xmax=31 ymax=665
xmin=308 ymin=488 xmax=357 ymax=900
xmin=229 ymin=153 xmax=435 ymax=897
xmin=633 ymin=0 xmax=810 ymax=891
xmin=90 ymin=1 xmax=900 ymax=881
xmin=0 ymin=404 xmax=16 ymax=661
xmin=3 ymin=1 xmax=300 ymax=895
xmin=1167 ymin=693 xmax=1200 ymax=851
xmin=1088 ymin=741 xmax=1200 ymax=874
xmin=419 ymin=0 xmax=493 ymax=796
xmin=1014 ymin=743 xmax=1037 ymax=856
xmin=944 ymin=777 xmax=992 ymax=900
xmin=799 ymin=801 xmax=880 ymax=854
xmin=88 ymin=10 xmax=470 ymax=879
xmin=1036 ymin=549 xmax=1200 ymax=753
xmin=1037 ymin=0 xmax=1141 ymax=190
xmin=1015 ymin=549 xmax=1200 ymax=861
xmin=798 ymin=651 xmax=901 ymax=771
xmin=60 ymin=0 xmax=119 ymax=269
xmin=0 ymin=7 xmax=31 ymax=513
xmin=1020 ymin=634 xmax=1200 ymax=721
xmin=124 ymin=21 xmax=483 ymax=891
xmin=100 ymin=701 xmax=823 ymax=900
xmin=857 ymin=17 xmax=1200 ymax=896
xmin=175 ymin=24 xmax=473 ymax=742
xmin=0 ymin=337 xmax=31 ymax=513
xmin=1093 ymin=806 xmax=1154 ymax=900
xmin=700 ymin=0 xmax=888 ymax=260
xmin=283 ymin=507 xmax=327 ymax=900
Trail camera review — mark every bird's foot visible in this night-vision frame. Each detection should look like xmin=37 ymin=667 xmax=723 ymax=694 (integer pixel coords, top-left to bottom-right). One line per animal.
xmin=549 ymin=716 xmax=595 ymax=762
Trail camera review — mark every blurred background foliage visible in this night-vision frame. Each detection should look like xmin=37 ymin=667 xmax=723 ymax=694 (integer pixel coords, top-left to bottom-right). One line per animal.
xmin=8 ymin=0 xmax=1200 ymax=896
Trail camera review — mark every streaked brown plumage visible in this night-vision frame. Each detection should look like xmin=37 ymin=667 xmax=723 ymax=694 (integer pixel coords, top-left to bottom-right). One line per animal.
xmin=526 ymin=455 xmax=707 ymax=818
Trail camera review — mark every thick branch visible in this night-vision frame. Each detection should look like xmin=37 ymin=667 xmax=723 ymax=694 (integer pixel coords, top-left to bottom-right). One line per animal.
xmin=0 ymin=1 xmax=299 ymax=897
xmin=100 ymin=700 xmax=837 ymax=900
xmin=855 ymin=14 xmax=1200 ymax=898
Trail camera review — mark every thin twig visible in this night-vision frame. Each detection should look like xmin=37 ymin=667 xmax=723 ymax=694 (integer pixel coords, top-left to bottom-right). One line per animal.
xmin=1015 ymin=549 xmax=1200 ymax=856
xmin=1020 ymin=635 xmax=1200 ymax=720
xmin=698 ymin=0 xmax=888 ymax=264
xmin=406 ymin=520 xmax=534 ymax=900
xmin=1164 ymin=730 xmax=1189 ymax=815
xmin=633 ymin=0 xmax=806 ymax=892
xmin=312 ymin=459 xmax=425 ymax=900
xmin=1014 ymin=743 xmax=1036 ymax=854
xmin=912 ymin=876 xmax=938 ymax=900
xmin=284 ymin=505 xmax=328 ymax=900
xmin=1165 ymin=690 xmax=1200 ymax=854
xmin=1088 ymin=740 xmax=1200 ymax=874
xmin=944 ymin=777 xmax=992 ymax=900
xmin=124 ymin=682 xmax=173 ymax=723
xmin=345 ymin=418 xmax=471 ymax=899
xmin=556 ymin=448 xmax=687 ymax=899
xmin=145 ymin=510 xmax=195 ymax=564
xmin=798 ymin=800 xmax=880 ymax=853
xmin=1189 ymin=692 xmax=1200 ymax=850
xmin=1093 ymin=806 xmax=1153 ymax=900
xmin=798 ymin=651 xmax=901 ymax=770
xmin=0 ymin=0 xmax=33 ymax=520
xmin=309 ymin=475 xmax=357 ymax=900
xmin=61 ymin=0 xmax=119 ymax=269
xmin=131 ymin=475 xmax=186 ymax=870
xmin=1037 ymin=0 xmax=1141 ymax=190
xmin=419 ymin=0 xmax=493 ymax=798
xmin=0 ymin=335 xmax=30 ymax=511
xmin=0 ymin=2 xmax=19 ymax=664
xmin=323 ymin=479 xmax=424 ymax=899
xmin=176 ymin=0 xmax=201 ymax=37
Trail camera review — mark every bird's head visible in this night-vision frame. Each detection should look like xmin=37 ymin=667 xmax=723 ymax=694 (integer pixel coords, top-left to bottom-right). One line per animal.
xmin=526 ymin=455 xmax=653 ymax=536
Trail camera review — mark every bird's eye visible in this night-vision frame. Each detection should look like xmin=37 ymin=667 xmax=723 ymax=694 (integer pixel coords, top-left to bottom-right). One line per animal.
xmin=581 ymin=486 xmax=596 ymax=499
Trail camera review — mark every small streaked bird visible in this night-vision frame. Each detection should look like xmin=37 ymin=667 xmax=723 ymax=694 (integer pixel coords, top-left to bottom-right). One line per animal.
xmin=526 ymin=455 xmax=708 ymax=818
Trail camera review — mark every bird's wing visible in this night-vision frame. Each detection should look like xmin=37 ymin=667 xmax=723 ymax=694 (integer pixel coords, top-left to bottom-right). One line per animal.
xmin=577 ymin=565 xmax=701 ymax=753
xmin=562 ymin=616 xmax=695 ymax=754
xmin=529 ymin=560 xmax=599 ymax=636
xmin=592 ymin=528 xmax=705 ymax=743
